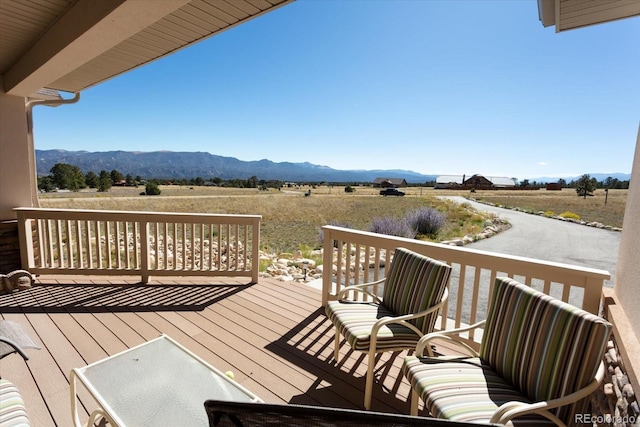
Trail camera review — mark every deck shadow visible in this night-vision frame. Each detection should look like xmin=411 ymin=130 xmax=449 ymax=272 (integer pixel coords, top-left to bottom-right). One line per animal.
xmin=0 ymin=281 xmax=253 ymax=313
xmin=265 ymin=307 xmax=412 ymax=413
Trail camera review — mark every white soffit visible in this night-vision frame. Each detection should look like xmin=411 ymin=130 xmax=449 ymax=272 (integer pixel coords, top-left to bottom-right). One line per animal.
xmin=1 ymin=0 xmax=293 ymax=97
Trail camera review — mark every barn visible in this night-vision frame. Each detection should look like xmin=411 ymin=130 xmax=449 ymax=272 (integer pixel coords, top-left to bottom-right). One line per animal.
xmin=435 ymin=174 xmax=517 ymax=190
xmin=372 ymin=178 xmax=408 ymax=188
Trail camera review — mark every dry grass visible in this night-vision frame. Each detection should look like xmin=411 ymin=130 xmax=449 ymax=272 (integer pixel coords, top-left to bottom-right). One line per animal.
xmin=39 ymin=186 xmax=487 ymax=252
xmin=40 ymin=185 xmax=626 ymax=252
xmin=458 ymin=188 xmax=627 ymax=228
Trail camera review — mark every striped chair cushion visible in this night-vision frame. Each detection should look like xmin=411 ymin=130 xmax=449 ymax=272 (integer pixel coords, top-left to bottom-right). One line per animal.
xmin=381 ymin=248 xmax=451 ymax=334
xmin=326 ymin=248 xmax=451 ymax=351
xmin=403 ymin=356 xmax=555 ymax=425
xmin=480 ymin=277 xmax=612 ymax=424
xmin=326 ymin=300 xmax=427 ymax=351
xmin=0 ymin=379 xmax=31 ymax=427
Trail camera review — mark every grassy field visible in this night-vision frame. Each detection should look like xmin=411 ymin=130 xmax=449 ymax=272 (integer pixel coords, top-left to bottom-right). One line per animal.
xmin=466 ymin=188 xmax=627 ymax=228
xmin=39 ymin=185 xmax=627 ymax=253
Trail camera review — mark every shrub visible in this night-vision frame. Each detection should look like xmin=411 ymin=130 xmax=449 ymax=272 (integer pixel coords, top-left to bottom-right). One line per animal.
xmin=560 ymin=211 xmax=580 ymax=220
xmin=405 ymin=207 xmax=446 ymax=236
xmin=344 ymin=185 xmax=355 ymax=193
xmin=145 ymin=182 xmax=161 ymax=196
xmin=544 ymin=210 xmax=556 ymax=217
xmin=369 ymin=217 xmax=416 ymax=239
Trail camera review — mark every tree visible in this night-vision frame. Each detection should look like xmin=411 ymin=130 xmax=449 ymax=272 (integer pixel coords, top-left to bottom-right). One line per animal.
xmin=85 ymin=171 xmax=98 ymax=188
xmin=110 ymin=169 xmax=124 ymax=185
xmin=38 ymin=176 xmax=55 ymax=192
xmin=575 ymin=174 xmax=597 ymax=198
xmin=246 ymin=175 xmax=259 ymax=188
xmin=125 ymin=174 xmax=135 ymax=186
xmin=50 ymin=163 xmax=86 ymax=191
xmin=97 ymin=170 xmax=112 ymax=192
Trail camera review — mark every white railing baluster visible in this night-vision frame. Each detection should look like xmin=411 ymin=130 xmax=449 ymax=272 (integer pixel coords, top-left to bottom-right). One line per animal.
xmin=45 ymin=219 xmax=54 ymax=267
xmin=35 ymin=219 xmax=44 ymax=268
xmin=85 ymin=220 xmax=92 ymax=269
xmin=14 ymin=208 xmax=261 ymax=282
xmin=106 ymin=221 xmax=113 ymax=269
xmin=66 ymin=220 xmax=73 ymax=268
xmin=96 ymin=221 xmax=103 ymax=269
xmin=224 ymin=224 xmax=230 ymax=271
xmin=140 ymin=219 xmax=149 ymax=283
xmin=115 ymin=221 xmax=122 ymax=269
xmin=233 ymin=224 xmax=239 ymax=270
xmin=453 ymin=263 xmax=468 ymax=330
xmin=216 ymin=223 xmax=221 ymax=271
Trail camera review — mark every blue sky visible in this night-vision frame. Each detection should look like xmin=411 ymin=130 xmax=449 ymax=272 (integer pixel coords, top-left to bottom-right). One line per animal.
xmin=33 ymin=0 xmax=639 ymax=180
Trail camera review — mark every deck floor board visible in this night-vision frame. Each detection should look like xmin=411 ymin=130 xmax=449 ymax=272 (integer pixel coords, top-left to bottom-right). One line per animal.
xmin=1 ymin=274 xmax=454 ymax=426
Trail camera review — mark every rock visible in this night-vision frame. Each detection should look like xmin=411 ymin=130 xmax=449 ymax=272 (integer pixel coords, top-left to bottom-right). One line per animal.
xmin=604 ymin=383 xmax=616 ymax=397
xmin=622 ymin=383 xmax=635 ymax=401
xmin=605 ymin=352 xmax=614 ymax=365
xmin=609 ymin=348 xmax=619 ymax=366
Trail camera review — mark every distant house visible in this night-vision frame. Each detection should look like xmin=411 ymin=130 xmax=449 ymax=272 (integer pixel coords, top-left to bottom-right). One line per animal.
xmin=435 ymin=174 xmax=516 ymax=190
xmin=372 ymin=178 xmax=408 ymax=188
xmin=434 ymin=175 xmax=464 ymax=189
xmin=546 ymin=182 xmax=563 ymax=191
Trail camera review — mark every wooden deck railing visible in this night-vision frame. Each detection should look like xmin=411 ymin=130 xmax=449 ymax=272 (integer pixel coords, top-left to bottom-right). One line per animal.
xmin=15 ymin=208 xmax=261 ymax=283
xmin=321 ymin=225 xmax=610 ymax=348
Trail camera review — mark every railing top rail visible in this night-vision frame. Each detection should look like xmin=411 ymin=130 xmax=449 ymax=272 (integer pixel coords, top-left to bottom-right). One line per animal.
xmin=14 ymin=207 xmax=261 ymax=223
xmin=321 ymin=225 xmax=611 ymax=282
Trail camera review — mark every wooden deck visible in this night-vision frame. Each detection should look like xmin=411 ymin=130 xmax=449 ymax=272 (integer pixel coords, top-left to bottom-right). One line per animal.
xmin=0 ymin=274 xmax=440 ymax=426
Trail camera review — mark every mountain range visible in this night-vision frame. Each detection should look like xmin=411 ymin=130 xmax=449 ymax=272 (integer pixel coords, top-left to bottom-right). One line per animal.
xmin=35 ymin=149 xmax=630 ymax=184
xmin=35 ymin=149 xmax=438 ymax=183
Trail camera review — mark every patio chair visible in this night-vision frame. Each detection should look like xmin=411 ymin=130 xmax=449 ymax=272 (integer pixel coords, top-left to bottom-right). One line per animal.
xmin=403 ymin=277 xmax=612 ymax=426
xmin=0 ymin=320 xmax=40 ymax=426
xmin=325 ymin=247 xmax=451 ymax=410
xmin=0 ymin=319 xmax=41 ymax=360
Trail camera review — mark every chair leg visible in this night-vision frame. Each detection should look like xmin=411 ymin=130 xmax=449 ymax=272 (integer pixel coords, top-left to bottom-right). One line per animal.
xmin=334 ymin=330 xmax=340 ymax=361
xmin=364 ymin=348 xmax=376 ymax=410
xmin=410 ymin=389 xmax=419 ymax=416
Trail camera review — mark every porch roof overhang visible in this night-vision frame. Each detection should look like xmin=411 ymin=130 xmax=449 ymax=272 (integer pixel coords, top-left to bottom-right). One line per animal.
xmin=0 ymin=0 xmax=293 ymax=99
xmin=537 ymin=0 xmax=640 ymax=32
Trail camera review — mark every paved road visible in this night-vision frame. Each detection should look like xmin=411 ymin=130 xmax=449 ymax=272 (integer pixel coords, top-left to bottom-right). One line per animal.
xmin=443 ymin=196 xmax=621 ymax=288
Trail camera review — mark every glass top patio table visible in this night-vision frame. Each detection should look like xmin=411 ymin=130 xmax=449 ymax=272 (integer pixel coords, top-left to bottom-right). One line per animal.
xmin=70 ymin=334 xmax=261 ymax=427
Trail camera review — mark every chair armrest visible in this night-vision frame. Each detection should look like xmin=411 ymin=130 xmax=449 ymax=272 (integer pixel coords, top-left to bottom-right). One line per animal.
xmin=371 ymin=288 xmax=449 ymax=339
xmin=489 ymin=361 xmax=606 ymax=426
xmin=415 ymin=319 xmax=486 ymax=357
xmin=0 ymin=337 xmax=29 ymax=360
xmin=336 ymin=278 xmax=386 ymax=303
